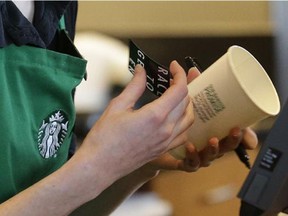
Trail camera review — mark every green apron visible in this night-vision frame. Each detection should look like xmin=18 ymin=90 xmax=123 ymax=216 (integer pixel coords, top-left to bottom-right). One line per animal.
xmin=0 ymin=18 xmax=87 ymax=202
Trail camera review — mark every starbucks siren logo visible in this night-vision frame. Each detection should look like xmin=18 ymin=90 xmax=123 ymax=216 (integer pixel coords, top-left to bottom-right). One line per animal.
xmin=38 ymin=110 xmax=69 ymax=158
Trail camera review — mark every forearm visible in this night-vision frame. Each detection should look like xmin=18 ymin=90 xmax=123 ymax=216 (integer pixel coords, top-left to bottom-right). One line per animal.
xmin=71 ymin=165 xmax=159 ymax=216
xmin=0 ymin=149 xmax=117 ymax=216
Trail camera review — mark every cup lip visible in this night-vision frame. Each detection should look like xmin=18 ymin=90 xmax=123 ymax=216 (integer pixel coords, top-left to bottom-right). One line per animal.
xmin=227 ymin=45 xmax=280 ymax=116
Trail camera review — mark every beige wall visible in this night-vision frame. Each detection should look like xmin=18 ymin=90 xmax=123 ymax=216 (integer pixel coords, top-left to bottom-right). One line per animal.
xmin=77 ymin=1 xmax=272 ymax=37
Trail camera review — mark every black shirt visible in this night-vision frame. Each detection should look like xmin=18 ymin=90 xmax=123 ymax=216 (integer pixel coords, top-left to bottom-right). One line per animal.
xmin=0 ymin=1 xmax=78 ymax=49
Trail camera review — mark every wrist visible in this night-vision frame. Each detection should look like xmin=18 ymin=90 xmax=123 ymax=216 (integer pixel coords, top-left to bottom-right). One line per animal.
xmin=63 ymin=147 xmax=119 ymax=202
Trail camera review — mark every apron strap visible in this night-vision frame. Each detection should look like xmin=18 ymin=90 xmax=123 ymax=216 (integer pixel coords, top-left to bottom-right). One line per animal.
xmin=57 ymin=14 xmax=87 ymax=80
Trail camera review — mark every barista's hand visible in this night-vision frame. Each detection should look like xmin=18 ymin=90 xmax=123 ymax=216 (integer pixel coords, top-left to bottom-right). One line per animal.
xmin=146 ymin=127 xmax=257 ymax=173
xmin=78 ymin=61 xmax=194 ymax=181
xmin=145 ymin=67 xmax=258 ymax=173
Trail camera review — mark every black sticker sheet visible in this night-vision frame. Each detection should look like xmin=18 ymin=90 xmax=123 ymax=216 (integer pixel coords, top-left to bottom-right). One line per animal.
xmin=128 ymin=40 xmax=171 ymax=97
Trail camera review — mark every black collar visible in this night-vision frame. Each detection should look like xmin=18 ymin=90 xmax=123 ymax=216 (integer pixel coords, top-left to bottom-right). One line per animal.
xmin=0 ymin=1 xmax=73 ymax=48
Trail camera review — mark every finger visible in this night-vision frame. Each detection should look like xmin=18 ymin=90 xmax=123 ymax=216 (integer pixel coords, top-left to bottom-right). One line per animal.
xmin=187 ymin=67 xmax=201 ymax=84
xmin=167 ymin=94 xmax=191 ymax=123
xmin=159 ymin=143 xmax=200 ymax=172
xmin=117 ymin=64 xmax=147 ymax=109
xmin=152 ymin=60 xmax=188 ymax=114
xmin=151 ymin=153 xmax=183 ymax=171
xmin=167 ymin=100 xmax=194 ymax=150
xmin=200 ymin=137 xmax=219 ymax=167
xmin=182 ymin=143 xmax=201 ymax=172
xmin=219 ymin=127 xmax=242 ymax=154
xmin=170 ymin=66 xmax=200 ymax=85
xmin=175 ymin=98 xmax=194 ymax=134
xmin=241 ymin=127 xmax=258 ymax=150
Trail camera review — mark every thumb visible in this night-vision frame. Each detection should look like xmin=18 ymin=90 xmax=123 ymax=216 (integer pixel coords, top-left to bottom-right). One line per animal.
xmin=187 ymin=67 xmax=201 ymax=84
xmin=118 ymin=64 xmax=147 ymax=108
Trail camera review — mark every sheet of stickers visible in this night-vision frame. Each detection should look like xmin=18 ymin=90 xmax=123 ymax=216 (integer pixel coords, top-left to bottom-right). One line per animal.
xmin=128 ymin=40 xmax=171 ymax=97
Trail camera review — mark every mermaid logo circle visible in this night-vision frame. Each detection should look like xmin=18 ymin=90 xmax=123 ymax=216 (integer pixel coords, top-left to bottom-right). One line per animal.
xmin=38 ymin=110 xmax=69 ymax=158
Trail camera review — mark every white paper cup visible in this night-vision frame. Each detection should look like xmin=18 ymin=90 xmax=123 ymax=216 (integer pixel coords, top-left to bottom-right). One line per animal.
xmin=170 ymin=45 xmax=280 ymax=159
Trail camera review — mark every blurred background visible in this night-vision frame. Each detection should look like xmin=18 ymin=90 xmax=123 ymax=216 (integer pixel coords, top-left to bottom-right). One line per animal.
xmin=71 ymin=1 xmax=288 ymax=216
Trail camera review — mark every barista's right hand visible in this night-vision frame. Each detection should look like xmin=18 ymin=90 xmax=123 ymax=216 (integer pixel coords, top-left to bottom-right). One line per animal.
xmin=76 ymin=61 xmax=194 ymax=183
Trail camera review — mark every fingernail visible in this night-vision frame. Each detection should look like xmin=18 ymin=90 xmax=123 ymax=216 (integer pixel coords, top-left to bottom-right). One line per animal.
xmin=232 ymin=128 xmax=241 ymax=139
xmin=171 ymin=60 xmax=179 ymax=66
xmin=209 ymin=138 xmax=219 ymax=155
xmin=134 ymin=64 xmax=145 ymax=75
xmin=135 ymin=64 xmax=142 ymax=70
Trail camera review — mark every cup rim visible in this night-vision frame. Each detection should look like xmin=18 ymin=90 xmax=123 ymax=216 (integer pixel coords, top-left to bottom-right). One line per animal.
xmin=227 ymin=45 xmax=280 ymax=116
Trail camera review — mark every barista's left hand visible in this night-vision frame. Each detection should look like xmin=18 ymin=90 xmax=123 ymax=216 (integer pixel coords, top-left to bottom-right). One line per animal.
xmin=146 ymin=67 xmax=258 ymax=173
